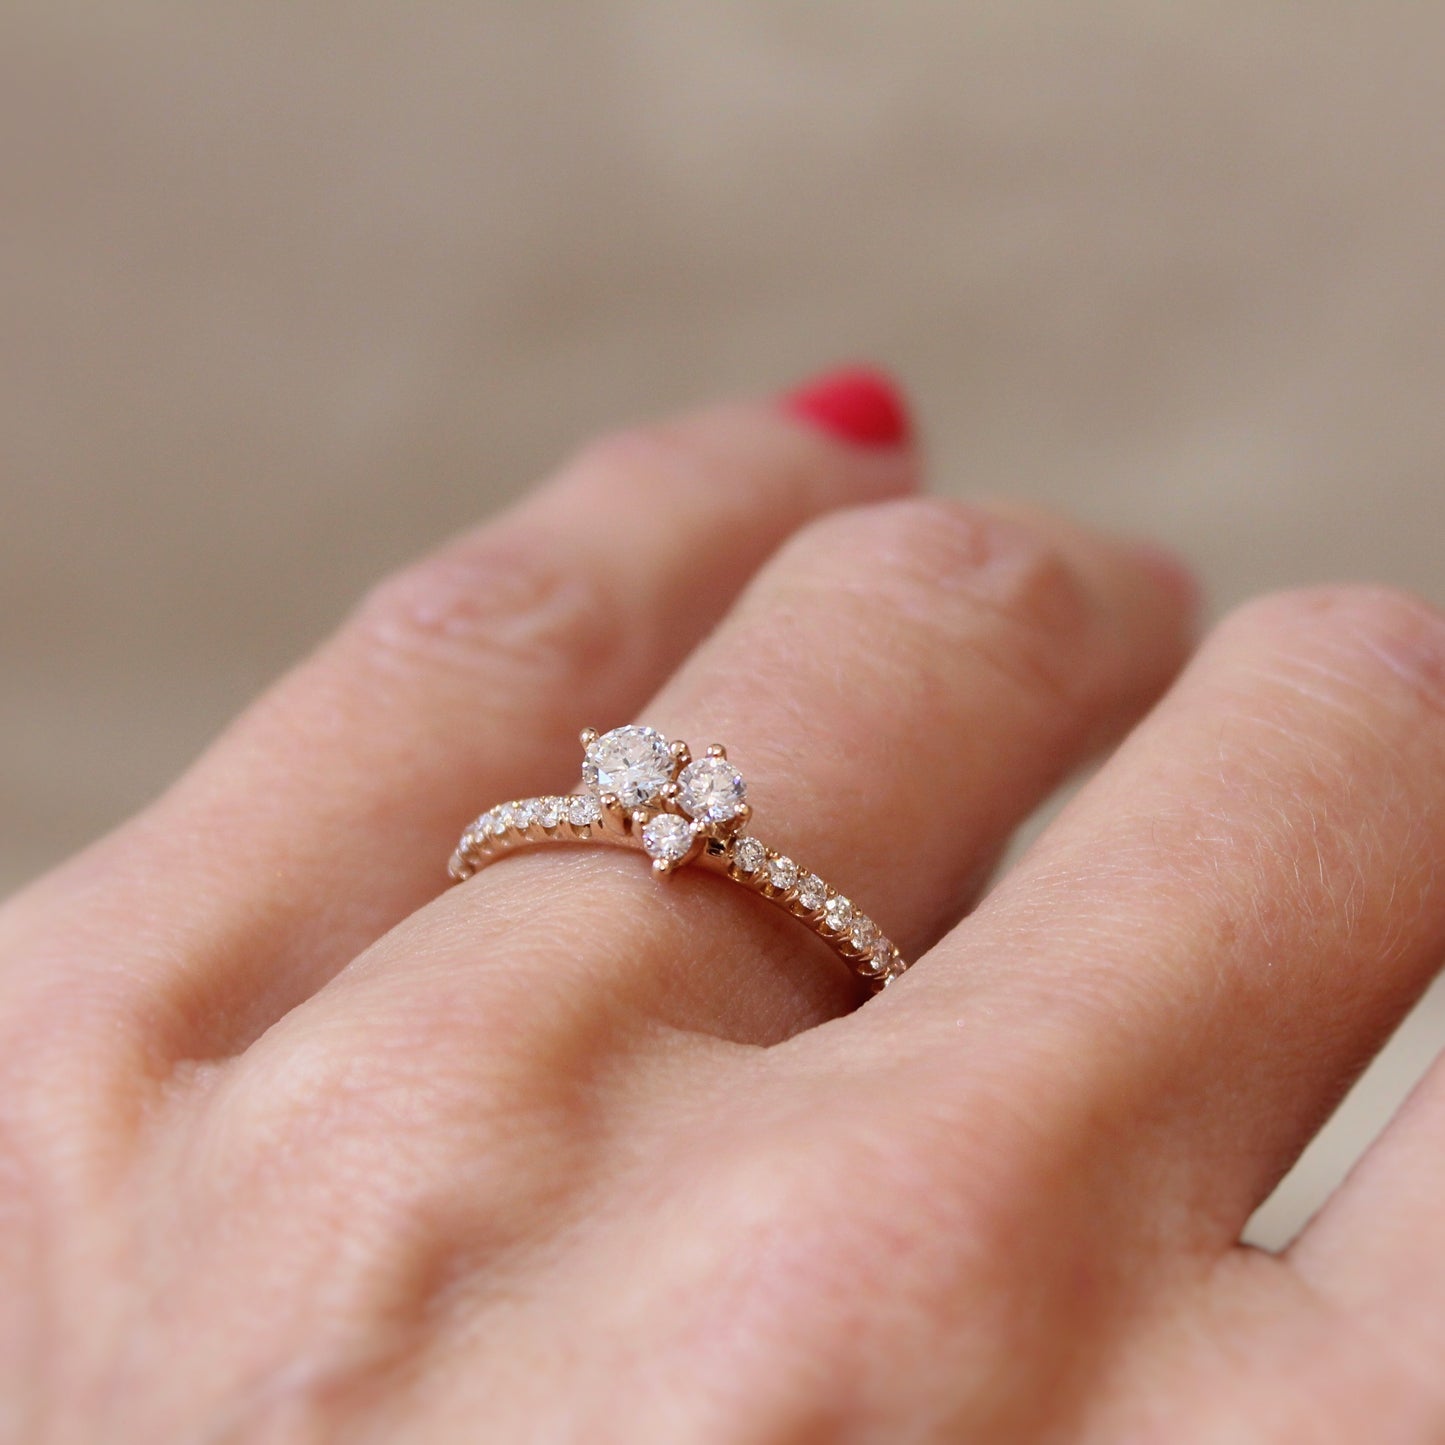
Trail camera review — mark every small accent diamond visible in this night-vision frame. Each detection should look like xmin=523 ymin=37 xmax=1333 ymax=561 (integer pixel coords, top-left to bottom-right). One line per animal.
xmin=733 ymin=836 xmax=766 ymax=874
xmin=795 ymin=872 xmax=827 ymax=911
xmin=850 ymin=916 xmax=878 ymax=951
xmin=641 ymin=812 xmax=693 ymax=863
xmin=536 ymin=797 xmax=563 ymax=829
xmin=583 ymin=725 xmax=674 ymax=807
xmin=676 ymin=756 xmax=747 ymax=823
xmin=504 ymin=801 xmax=534 ymax=829
xmin=767 ymin=855 xmax=798 ymax=891
xmin=823 ymin=895 xmax=853 ymax=931
xmin=567 ymin=793 xmax=602 ymax=827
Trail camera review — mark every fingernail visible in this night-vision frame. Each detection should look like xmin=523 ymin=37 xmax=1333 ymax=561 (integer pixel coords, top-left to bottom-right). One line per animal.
xmin=781 ymin=365 xmax=912 ymax=449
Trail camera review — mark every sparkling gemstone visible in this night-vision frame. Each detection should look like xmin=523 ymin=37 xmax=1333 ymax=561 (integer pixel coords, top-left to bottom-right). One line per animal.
xmin=488 ymin=810 xmax=509 ymax=836
xmin=536 ymin=797 xmax=563 ymax=828
xmin=869 ymin=938 xmax=896 ymax=975
xmin=795 ymin=872 xmax=827 ymax=911
xmin=583 ymin=725 xmax=674 ymax=807
xmin=641 ymin=812 xmax=693 ymax=863
xmin=568 ymin=793 xmax=602 ymax=827
xmin=823 ymin=895 xmax=853 ymax=931
xmin=676 ymin=755 xmax=747 ymax=823
xmin=733 ymin=836 xmax=766 ymax=874
xmin=767 ymin=855 xmax=798 ymax=891
xmin=504 ymin=801 xmax=534 ymax=829
xmin=850 ymin=916 xmax=878 ymax=951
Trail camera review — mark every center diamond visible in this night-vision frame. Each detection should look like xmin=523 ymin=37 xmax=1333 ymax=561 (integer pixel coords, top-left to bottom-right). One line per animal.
xmin=583 ymin=725 xmax=674 ymax=808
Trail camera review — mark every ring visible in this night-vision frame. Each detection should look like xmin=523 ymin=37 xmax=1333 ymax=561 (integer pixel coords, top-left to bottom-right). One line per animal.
xmin=447 ymin=725 xmax=908 ymax=989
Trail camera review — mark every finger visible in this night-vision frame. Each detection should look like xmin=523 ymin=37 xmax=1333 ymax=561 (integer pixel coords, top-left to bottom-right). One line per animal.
xmin=0 ymin=371 xmax=916 ymax=1064
xmin=875 ymin=585 xmax=1445 ymax=1249
xmin=1286 ymin=1001 xmax=1445 ymax=1342
xmin=284 ymin=494 xmax=1196 ymax=1082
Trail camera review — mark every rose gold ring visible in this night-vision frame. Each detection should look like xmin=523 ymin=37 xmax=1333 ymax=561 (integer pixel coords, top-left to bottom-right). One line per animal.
xmin=447 ymin=725 xmax=907 ymax=990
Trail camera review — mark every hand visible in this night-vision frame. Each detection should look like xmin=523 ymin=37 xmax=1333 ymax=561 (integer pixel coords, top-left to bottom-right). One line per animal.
xmin=4 ymin=371 xmax=1442 ymax=1442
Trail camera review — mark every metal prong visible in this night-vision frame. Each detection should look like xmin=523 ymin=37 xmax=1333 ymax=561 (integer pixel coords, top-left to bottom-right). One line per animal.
xmin=669 ymin=739 xmax=691 ymax=770
xmin=600 ymin=792 xmax=621 ymax=816
xmin=705 ymin=743 xmax=727 ymax=759
xmin=580 ymin=727 xmax=599 ymax=747
xmin=652 ymin=857 xmax=672 ymax=875
xmin=630 ymin=809 xmax=650 ymax=829
xmin=734 ymin=801 xmax=753 ymax=825
xmin=662 ymin=781 xmax=680 ymax=799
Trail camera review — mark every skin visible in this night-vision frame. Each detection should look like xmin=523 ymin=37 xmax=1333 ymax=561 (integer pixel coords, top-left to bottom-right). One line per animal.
xmin=3 ymin=395 xmax=1444 ymax=1443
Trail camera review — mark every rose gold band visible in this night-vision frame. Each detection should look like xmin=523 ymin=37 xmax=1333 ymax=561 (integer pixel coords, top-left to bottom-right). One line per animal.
xmin=447 ymin=726 xmax=907 ymax=991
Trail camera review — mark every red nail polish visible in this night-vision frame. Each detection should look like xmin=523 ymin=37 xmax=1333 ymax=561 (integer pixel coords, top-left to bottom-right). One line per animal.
xmin=781 ymin=366 xmax=912 ymax=449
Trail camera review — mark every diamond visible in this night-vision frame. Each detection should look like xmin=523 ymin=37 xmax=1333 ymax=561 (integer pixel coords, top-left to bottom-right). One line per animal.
xmin=582 ymin=725 xmax=674 ymax=808
xmin=861 ymin=937 xmax=895 ymax=977
xmin=791 ymin=872 xmax=826 ymax=907
xmin=850 ymin=916 xmax=878 ymax=951
xmin=641 ymin=812 xmax=693 ymax=863
xmin=677 ymin=756 xmax=747 ymax=824
xmin=484 ymin=810 xmax=507 ymax=836
xmin=823 ymin=895 xmax=853 ymax=931
xmin=795 ymin=872 xmax=827 ymax=911
xmin=504 ymin=801 xmax=534 ymax=829
xmin=733 ymin=836 xmax=766 ymax=874
xmin=567 ymin=793 xmax=602 ymax=827
xmin=767 ymin=855 xmax=798 ymax=891
xmin=536 ymin=797 xmax=563 ymax=829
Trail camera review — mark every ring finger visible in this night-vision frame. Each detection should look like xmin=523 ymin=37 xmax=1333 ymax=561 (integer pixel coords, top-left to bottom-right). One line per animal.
xmin=286 ymin=494 xmax=1198 ymax=1064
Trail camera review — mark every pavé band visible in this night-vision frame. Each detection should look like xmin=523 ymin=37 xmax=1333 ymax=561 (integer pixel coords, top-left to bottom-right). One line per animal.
xmin=447 ymin=726 xmax=907 ymax=990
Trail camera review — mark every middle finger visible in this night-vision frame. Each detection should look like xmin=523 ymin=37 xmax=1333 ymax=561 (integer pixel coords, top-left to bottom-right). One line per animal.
xmin=879 ymin=585 xmax=1445 ymax=1247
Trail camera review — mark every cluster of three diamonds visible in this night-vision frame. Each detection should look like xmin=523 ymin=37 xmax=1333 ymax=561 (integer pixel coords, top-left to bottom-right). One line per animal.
xmin=581 ymin=724 xmax=750 ymax=873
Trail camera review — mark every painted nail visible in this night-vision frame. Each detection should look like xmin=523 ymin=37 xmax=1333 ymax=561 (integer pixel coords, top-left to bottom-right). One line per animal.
xmin=781 ymin=365 xmax=912 ymax=449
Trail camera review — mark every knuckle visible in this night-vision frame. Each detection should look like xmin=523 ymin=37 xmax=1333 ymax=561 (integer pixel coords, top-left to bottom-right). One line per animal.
xmin=797 ymin=497 xmax=1091 ymax=703
xmin=686 ymin=1108 xmax=1059 ymax=1380
xmin=349 ymin=534 xmax=616 ymax=687
xmin=219 ymin=998 xmax=591 ymax=1214
xmin=1226 ymin=585 xmax=1445 ymax=720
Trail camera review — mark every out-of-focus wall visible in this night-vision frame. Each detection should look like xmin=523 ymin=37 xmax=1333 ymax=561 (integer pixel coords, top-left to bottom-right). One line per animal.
xmin=4 ymin=3 xmax=1444 ymax=1245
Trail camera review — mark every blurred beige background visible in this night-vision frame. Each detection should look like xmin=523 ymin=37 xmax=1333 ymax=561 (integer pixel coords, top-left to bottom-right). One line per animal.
xmin=4 ymin=4 xmax=1445 ymax=1246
